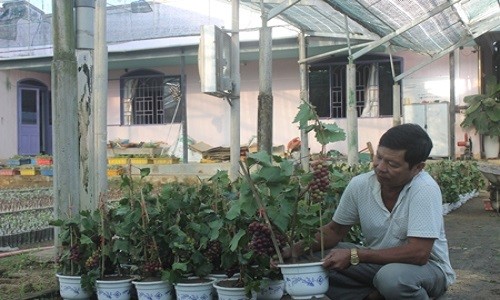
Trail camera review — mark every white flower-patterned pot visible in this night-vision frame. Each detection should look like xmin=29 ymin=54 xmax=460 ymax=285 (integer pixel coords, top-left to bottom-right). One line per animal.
xmin=56 ymin=274 xmax=92 ymax=300
xmin=174 ymin=277 xmax=216 ymax=300
xmin=213 ymin=279 xmax=255 ymax=300
xmin=256 ymin=279 xmax=285 ymax=300
xmin=278 ymin=261 xmax=329 ymax=299
xmin=96 ymin=277 xmax=133 ymax=300
xmin=132 ymin=280 xmax=174 ymax=300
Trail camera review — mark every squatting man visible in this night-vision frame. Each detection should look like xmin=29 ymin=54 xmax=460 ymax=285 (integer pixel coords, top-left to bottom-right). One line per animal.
xmin=278 ymin=123 xmax=455 ymax=300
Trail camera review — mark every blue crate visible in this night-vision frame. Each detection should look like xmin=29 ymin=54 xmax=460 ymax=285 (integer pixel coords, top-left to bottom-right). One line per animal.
xmin=7 ymin=158 xmax=31 ymax=166
xmin=40 ymin=168 xmax=53 ymax=176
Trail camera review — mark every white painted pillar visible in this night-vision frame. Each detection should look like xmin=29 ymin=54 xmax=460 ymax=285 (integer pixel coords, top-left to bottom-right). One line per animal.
xmin=346 ymin=62 xmax=359 ymax=165
xmin=230 ymin=0 xmax=241 ymax=181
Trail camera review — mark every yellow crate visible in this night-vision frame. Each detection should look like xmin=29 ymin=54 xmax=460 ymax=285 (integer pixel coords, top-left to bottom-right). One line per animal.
xmin=200 ymin=158 xmax=220 ymax=163
xmin=20 ymin=168 xmax=39 ymax=176
xmin=107 ymin=168 xmax=125 ymax=176
xmin=108 ymin=157 xmax=129 ymax=165
xmin=151 ymin=157 xmax=180 ymax=164
xmin=130 ymin=157 xmax=152 ymax=165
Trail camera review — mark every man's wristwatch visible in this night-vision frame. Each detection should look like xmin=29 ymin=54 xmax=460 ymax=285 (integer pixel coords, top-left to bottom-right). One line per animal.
xmin=350 ymin=248 xmax=360 ymax=266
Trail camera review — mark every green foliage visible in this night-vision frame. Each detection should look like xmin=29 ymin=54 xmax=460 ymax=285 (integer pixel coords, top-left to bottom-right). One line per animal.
xmin=157 ymin=174 xmax=234 ymax=284
xmin=293 ymin=102 xmax=346 ymax=148
xmin=239 ymin=151 xmax=336 ymax=262
xmin=426 ymin=160 xmax=486 ymax=203
xmin=112 ymin=167 xmax=175 ymax=280
xmin=460 ymin=75 xmax=500 ymax=137
xmin=49 ymin=210 xmax=103 ymax=292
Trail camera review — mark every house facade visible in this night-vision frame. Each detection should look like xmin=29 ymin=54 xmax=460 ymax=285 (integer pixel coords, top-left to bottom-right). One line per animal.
xmin=0 ymin=1 xmax=489 ymax=161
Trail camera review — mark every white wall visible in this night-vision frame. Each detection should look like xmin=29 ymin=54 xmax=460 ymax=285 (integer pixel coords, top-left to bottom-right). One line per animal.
xmin=398 ymin=48 xmax=480 ymax=158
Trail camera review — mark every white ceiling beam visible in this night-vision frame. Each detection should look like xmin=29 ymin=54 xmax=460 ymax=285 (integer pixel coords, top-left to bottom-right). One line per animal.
xmin=452 ymin=1 xmax=473 ymax=35
xmin=298 ymin=42 xmax=371 ymax=64
xmin=303 ymin=31 xmax=375 ymax=40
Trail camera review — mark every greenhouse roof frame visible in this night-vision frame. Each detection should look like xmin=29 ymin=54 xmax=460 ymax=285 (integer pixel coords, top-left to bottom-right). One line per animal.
xmin=0 ymin=0 xmax=499 ymax=73
xmin=241 ymin=0 xmax=500 ymax=59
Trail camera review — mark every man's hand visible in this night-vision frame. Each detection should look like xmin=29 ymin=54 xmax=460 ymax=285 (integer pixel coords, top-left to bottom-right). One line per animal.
xmin=322 ymin=248 xmax=351 ymax=270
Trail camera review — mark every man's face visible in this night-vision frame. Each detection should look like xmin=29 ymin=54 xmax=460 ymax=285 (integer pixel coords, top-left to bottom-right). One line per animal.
xmin=373 ymin=146 xmax=423 ymax=188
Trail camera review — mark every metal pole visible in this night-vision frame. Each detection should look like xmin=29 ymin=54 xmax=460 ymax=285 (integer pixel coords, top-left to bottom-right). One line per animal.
xmin=181 ymin=50 xmax=188 ymax=163
xmin=230 ymin=0 xmax=241 ymax=180
xmin=94 ymin=0 xmax=108 ymax=206
xmin=393 ymin=83 xmax=401 ymax=126
xmin=52 ymin=0 xmax=79 ymax=220
xmin=298 ymin=32 xmax=309 ymax=172
xmin=449 ymin=50 xmax=456 ymax=159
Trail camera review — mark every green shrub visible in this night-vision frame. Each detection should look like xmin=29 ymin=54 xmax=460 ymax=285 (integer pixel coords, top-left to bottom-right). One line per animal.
xmin=426 ymin=160 xmax=485 ymax=203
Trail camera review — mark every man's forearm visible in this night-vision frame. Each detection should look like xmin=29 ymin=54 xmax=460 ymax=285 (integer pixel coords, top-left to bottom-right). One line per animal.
xmin=304 ymin=221 xmax=350 ymax=254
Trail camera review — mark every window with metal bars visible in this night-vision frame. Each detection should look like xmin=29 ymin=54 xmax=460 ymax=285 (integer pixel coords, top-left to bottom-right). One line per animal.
xmin=120 ymin=70 xmax=182 ymax=125
xmin=309 ymin=56 xmax=402 ymax=118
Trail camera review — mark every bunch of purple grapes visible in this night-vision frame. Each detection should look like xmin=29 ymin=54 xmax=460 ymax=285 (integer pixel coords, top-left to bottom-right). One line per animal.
xmin=309 ymin=159 xmax=330 ymax=202
xmin=248 ymin=221 xmax=286 ymax=256
xmin=141 ymin=260 xmax=162 ymax=276
xmin=204 ymin=240 xmax=222 ymax=266
xmin=85 ymin=250 xmax=100 ymax=270
xmin=225 ymin=264 xmax=240 ymax=278
xmin=69 ymin=244 xmax=81 ymax=262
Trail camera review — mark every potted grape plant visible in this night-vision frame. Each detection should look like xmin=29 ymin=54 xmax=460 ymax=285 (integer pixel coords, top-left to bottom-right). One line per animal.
xmin=236 ymin=101 xmax=346 ymax=299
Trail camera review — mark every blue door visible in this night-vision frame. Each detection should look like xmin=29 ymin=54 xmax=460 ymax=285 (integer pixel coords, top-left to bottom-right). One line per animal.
xmin=17 ymin=81 xmax=51 ymax=156
xmin=18 ymin=88 xmax=40 ymax=155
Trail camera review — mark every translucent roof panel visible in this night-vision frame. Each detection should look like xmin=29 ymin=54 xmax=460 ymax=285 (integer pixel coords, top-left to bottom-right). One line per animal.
xmin=1 ymin=0 xmax=500 ymax=61
xmin=241 ymin=0 xmax=500 ymax=56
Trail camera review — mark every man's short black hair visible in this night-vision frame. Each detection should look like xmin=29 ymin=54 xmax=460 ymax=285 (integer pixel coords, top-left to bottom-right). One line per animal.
xmin=378 ymin=123 xmax=433 ymax=168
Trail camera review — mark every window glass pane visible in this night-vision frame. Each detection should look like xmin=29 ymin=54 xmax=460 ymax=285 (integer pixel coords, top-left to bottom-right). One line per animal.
xmin=379 ymin=62 xmax=400 ymax=116
xmin=21 ymin=90 xmax=37 ymax=124
xmin=162 ymin=77 xmax=182 ymax=124
xmin=121 ymin=74 xmax=181 ymax=125
xmin=309 ymin=57 xmax=402 ymax=119
xmin=331 ymin=65 xmax=345 ymax=118
xmin=309 ymin=66 xmax=330 ymax=118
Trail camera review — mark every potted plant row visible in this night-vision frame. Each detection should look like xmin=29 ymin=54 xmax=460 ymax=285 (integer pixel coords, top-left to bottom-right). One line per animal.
xmin=50 ymin=100 xmax=354 ymax=300
xmin=50 ymin=168 xmax=250 ymax=300
xmin=50 ymin=206 xmax=120 ymax=300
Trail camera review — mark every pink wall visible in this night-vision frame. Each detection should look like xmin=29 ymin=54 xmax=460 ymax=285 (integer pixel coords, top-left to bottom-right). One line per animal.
xmin=104 ymin=47 xmax=482 ymax=160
